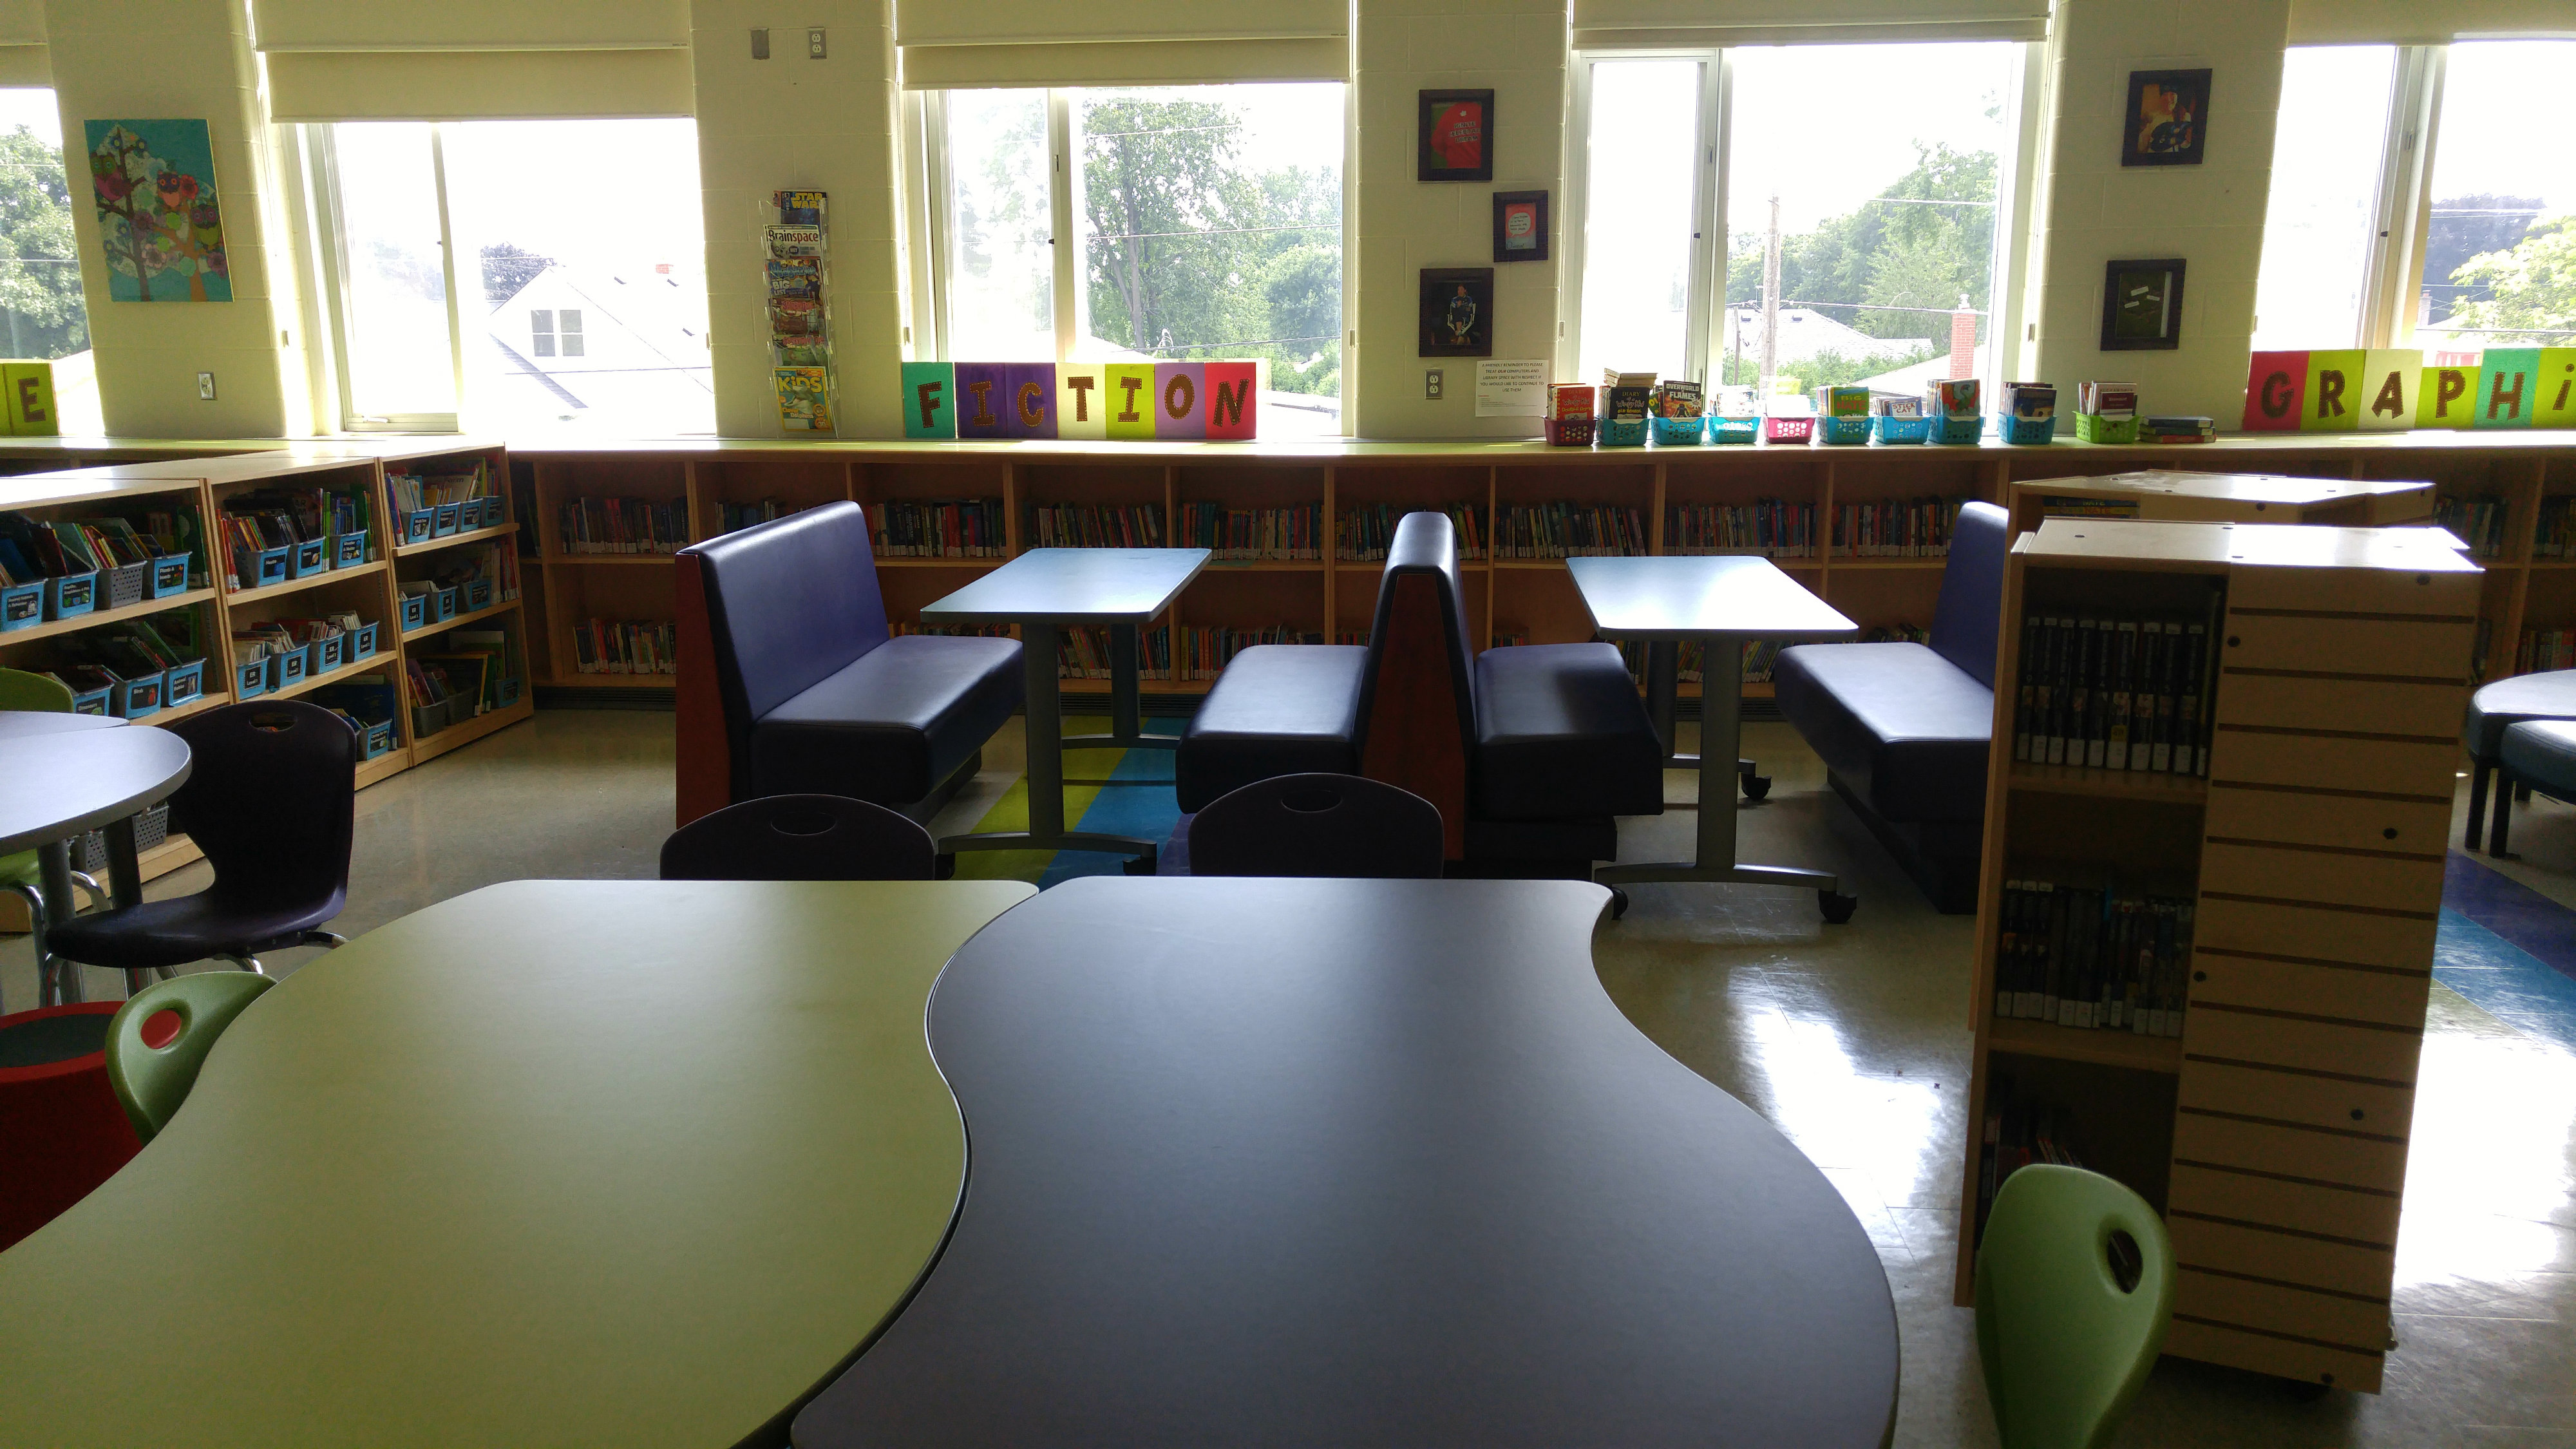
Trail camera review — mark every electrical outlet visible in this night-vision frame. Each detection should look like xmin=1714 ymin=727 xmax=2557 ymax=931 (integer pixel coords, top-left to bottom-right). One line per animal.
xmin=750 ymin=28 xmax=769 ymax=58
xmin=197 ymin=372 xmax=216 ymax=401
xmin=808 ymin=27 xmax=826 ymax=57
xmin=1425 ymin=369 xmax=1443 ymax=401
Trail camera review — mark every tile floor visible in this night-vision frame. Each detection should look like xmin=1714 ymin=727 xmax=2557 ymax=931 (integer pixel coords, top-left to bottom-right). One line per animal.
xmin=6 ymin=707 xmax=2575 ymax=1448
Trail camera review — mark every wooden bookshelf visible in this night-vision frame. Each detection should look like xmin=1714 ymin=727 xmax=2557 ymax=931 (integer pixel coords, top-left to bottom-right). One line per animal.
xmin=0 ymin=438 xmax=534 ymax=913
xmin=1956 ymin=517 xmax=2479 ymax=1396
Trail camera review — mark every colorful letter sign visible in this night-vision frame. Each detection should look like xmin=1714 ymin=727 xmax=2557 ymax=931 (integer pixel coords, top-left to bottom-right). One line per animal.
xmin=902 ymin=360 xmax=1262 ymax=442
xmin=901 ymin=361 xmax=955 ymax=439
xmin=2249 ymin=349 xmax=2576 ymax=434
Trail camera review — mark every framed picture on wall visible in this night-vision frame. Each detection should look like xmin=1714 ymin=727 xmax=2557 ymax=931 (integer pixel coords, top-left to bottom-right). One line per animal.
xmin=2121 ymin=69 xmax=2210 ymax=166
xmin=1420 ymin=268 xmax=1495 ymax=357
xmin=2099 ymin=259 xmax=2186 ymax=350
xmin=1418 ymin=90 xmax=1495 ymax=182
xmin=1492 ymin=191 xmax=1549 ymax=263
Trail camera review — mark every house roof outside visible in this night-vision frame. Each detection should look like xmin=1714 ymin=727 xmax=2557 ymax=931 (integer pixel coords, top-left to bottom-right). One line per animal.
xmin=1719 ymin=307 xmax=1931 ymax=366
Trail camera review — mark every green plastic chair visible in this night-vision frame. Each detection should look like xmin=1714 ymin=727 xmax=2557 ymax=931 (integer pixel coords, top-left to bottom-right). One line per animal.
xmin=1975 ymin=1164 xmax=2177 ymax=1449
xmin=1 ymin=667 xmax=105 ymax=1012
xmin=104 ymin=971 xmax=275 ymax=1143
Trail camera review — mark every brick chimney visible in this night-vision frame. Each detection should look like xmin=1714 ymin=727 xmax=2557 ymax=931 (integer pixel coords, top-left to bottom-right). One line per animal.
xmin=1948 ymin=295 xmax=1976 ymax=381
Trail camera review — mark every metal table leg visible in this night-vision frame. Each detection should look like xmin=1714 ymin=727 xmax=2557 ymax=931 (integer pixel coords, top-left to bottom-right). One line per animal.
xmin=102 ymin=815 xmax=162 ymax=997
xmin=1064 ymin=620 xmax=1177 ymax=755
xmin=1643 ymin=638 xmax=1764 ymax=796
xmin=35 ymin=840 xmax=78 ymax=1005
xmin=1597 ymin=632 xmax=1853 ymax=922
xmin=939 ymin=618 xmax=1162 ymax=867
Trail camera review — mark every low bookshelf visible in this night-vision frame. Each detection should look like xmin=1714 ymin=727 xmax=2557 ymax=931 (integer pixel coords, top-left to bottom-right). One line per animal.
xmin=1957 ymin=516 xmax=2479 ymax=1394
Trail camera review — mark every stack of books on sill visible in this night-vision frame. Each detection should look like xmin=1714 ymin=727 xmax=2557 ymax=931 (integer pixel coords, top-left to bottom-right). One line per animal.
xmin=560 ymin=497 xmax=687 ymax=555
xmin=1493 ymin=502 xmax=1649 ymax=559
xmin=1177 ymin=502 xmax=1323 ymax=561
xmin=2140 ymin=414 xmax=2215 ymax=443
xmin=1338 ymin=504 xmax=1485 ymax=562
xmin=570 ymin=618 xmax=677 ymax=676
xmin=867 ymin=499 xmax=1005 ymax=558
xmin=1023 ymin=504 xmax=1166 ymax=550
xmin=1666 ymin=500 xmax=1817 ymax=558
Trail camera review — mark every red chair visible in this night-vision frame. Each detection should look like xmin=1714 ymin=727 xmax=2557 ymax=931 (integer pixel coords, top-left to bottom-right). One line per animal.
xmin=0 ymin=1003 xmax=140 ymax=1251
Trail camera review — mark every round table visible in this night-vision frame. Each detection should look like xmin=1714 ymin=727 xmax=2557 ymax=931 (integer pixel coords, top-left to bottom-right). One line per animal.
xmin=0 ymin=712 xmax=125 ymax=741
xmin=0 ymin=725 xmax=191 ymax=1007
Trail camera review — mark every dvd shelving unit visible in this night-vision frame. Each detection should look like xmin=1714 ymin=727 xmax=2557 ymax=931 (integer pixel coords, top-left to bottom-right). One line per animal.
xmin=0 ymin=439 xmax=531 ymax=916
xmin=1956 ymin=517 xmax=2481 ymax=1393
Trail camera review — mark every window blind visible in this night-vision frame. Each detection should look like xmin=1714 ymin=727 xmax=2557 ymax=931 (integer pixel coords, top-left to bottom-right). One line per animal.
xmin=1569 ymin=0 xmax=2047 ymax=49
xmin=897 ymin=0 xmax=1349 ymax=88
xmin=252 ymin=0 xmax=691 ymax=121
xmin=2288 ymin=0 xmax=2576 ymax=44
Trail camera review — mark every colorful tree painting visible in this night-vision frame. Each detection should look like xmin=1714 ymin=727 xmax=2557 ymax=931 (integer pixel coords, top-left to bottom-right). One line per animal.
xmin=83 ymin=120 xmax=231 ymax=303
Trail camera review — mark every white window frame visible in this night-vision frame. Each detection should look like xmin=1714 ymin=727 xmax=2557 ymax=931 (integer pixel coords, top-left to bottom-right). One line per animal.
xmin=1564 ymin=43 xmax=2037 ymax=400
xmin=909 ymin=82 xmax=1355 ymax=432
xmin=299 ymin=122 xmax=467 ymax=433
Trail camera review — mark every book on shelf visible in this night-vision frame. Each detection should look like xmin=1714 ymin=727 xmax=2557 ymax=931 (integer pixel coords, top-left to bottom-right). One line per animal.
xmin=1870 ymin=395 xmax=1922 ymax=419
xmin=1927 ymin=378 xmax=1981 ymax=421
xmin=1177 ymin=502 xmax=1323 ymax=561
xmin=2536 ymin=497 xmax=2576 ymax=558
xmin=1549 ymin=384 xmax=1597 ymax=422
xmin=2010 ymin=604 xmax=2219 ymax=775
xmin=571 ymin=618 xmax=677 ymax=676
xmin=2038 ymin=495 xmax=2142 ymax=520
xmin=386 ymin=464 xmax=488 ymax=516
xmin=1494 ymin=502 xmax=1648 ymax=559
xmin=1653 ymin=379 xmax=1703 ymax=418
xmin=2076 ymin=381 xmax=2138 ymax=418
xmin=2520 ymin=627 xmax=2576 ymax=674
xmin=765 ymin=256 xmax=820 ymax=301
xmin=1665 ymin=500 xmax=1814 ymax=558
xmin=1992 ymin=880 xmax=2193 ymax=1037
xmin=2139 ymin=414 xmax=2215 ymax=442
xmin=866 ymin=499 xmax=1005 ymax=557
xmin=1340 ymin=504 xmax=1484 ymax=562
xmin=1178 ymin=624 xmax=1323 ymax=680
xmin=1833 ymin=497 xmax=1965 ymax=558
xmin=1058 ymin=625 xmax=1172 ymax=681
xmin=2003 ymin=381 xmax=2056 ymax=421
xmin=560 ymin=497 xmax=688 ymax=555
xmin=1613 ymin=637 xmax=1784 ymax=685
xmin=774 ymin=189 xmax=826 ymax=227
xmin=1023 ymin=504 xmax=1166 ymax=550
xmin=1813 ymin=384 xmax=1871 ymax=419
xmin=1713 ymin=384 xmax=1759 ymax=417
xmin=1975 ymin=1072 xmax=2094 ymax=1247
xmin=774 ymin=366 xmax=833 ymax=432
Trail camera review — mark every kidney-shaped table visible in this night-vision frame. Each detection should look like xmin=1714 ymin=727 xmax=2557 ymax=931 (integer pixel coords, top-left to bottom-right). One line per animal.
xmin=796 ymin=876 xmax=1899 ymax=1448
xmin=0 ymin=878 xmax=1034 ymax=1448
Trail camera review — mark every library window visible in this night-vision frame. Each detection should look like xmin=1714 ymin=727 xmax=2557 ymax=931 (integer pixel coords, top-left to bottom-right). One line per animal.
xmin=305 ymin=118 xmax=714 ymax=435
xmin=2251 ymin=46 xmax=2399 ymax=349
xmin=1568 ymin=43 xmax=2024 ymax=399
xmin=925 ymin=82 xmax=1347 ymax=435
xmin=0 ymin=88 xmax=97 ymax=431
xmin=2416 ymin=41 xmax=2576 ymax=354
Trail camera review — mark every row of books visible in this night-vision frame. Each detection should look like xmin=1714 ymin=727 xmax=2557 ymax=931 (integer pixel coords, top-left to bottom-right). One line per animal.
xmin=2437 ymin=493 xmax=2511 ymax=560
xmin=1338 ymin=505 xmax=1486 ymax=562
xmin=1993 ymin=882 xmax=2195 ymax=1037
xmin=1495 ymin=503 xmax=1650 ymax=559
xmin=569 ymin=618 xmax=676 ymax=676
xmin=1025 ymin=504 xmax=1166 ymax=550
xmin=2533 ymin=497 xmax=2576 ymax=559
xmin=1177 ymin=502 xmax=1324 ymax=560
xmin=1060 ymin=626 xmax=1170 ymax=681
xmin=2076 ymin=381 xmax=2136 ymax=419
xmin=1834 ymin=498 xmax=1967 ymax=558
xmin=67 ymin=614 xmax=200 ymax=686
xmin=246 ymin=486 xmax=370 ymax=546
xmin=232 ymin=612 xmax=360 ymax=671
xmin=1975 ymin=1074 xmax=2088 ymax=1247
xmin=866 ymin=500 xmax=1004 ymax=558
xmin=1180 ymin=625 xmax=1325 ymax=679
xmin=0 ymin=513 xmax=184 ymax=589
xmin=719 ymin=499 xmax=806 ymax=537
xmin=2519 ymin=627 xmax=2576 ymax=674
xmin=428 ymin=544 xmax=522 ymax=603
xmin=1667 ymin=501 xmax=1817 ymax=558
xmin=561 ymin=497 xmax=688 ymax=555
xmin=386 ymin=465 xmax=486 ymax=517
xmin=2010 ymin=611 xmax=2219 ymax=776
xmin=404 ymin=630 xmax=514 ymax=714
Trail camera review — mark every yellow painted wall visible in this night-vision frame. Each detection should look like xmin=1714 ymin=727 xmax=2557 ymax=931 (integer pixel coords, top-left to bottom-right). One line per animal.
xmin=46 ymin=0 xmax=310 ymax=437
xmin=690 ymin=0 xmax=908 ymax=437
xmin=2025 ymin=0 xmax=2290 ymax=423
xmin=1349 ymin=0 xmax=1567 ymax=439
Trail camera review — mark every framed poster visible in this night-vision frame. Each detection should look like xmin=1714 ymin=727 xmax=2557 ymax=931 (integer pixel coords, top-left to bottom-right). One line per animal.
xmin=1418 ymin=90 xmax=1495 ymax=183
xmin=1492 ymin=191 xmax=1549 ymax=263
xmin=84 ymin=118 xmax=231 ymax=302
xmin=2100 ymin=259 xmax=2186 ymax=350
xmin=1420 ymin=268 xmax=1495 ymax=357
xmin=2121 ymin=70 xmax=2210 ymax=167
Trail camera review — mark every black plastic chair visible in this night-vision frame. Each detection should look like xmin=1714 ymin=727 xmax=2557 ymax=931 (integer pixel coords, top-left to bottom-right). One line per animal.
xmin=1188 ymin=773 xmax=1446 ymax=879
xmin=659 ymin=794 xmax=938 ymax=881
xmin=48 ymin=701 xmax=356 ymax=989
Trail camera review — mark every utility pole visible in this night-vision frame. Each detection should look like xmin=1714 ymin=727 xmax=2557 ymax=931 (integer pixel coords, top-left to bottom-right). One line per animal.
xmin=1759 ymin=196 xmax=1782 ymax=402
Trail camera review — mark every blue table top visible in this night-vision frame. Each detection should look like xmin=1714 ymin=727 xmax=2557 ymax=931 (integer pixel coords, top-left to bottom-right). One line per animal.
xmin=920 ymin=547 xmax=1210 ymax=625
xmin=1566 ymin=554 xmax=1857 ymax=641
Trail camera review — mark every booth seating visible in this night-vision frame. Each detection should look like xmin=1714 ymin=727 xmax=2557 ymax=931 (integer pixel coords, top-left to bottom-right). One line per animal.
xmin=673 ymin=502 xmax=1021 ymax=826
xmin=1770 ymin=501 xmax=2010 ymax=913
xmin=1177 ymin=510 xmax=1661 ymax=875
xmin=2491 ymin=718 xmax=2576 ymax=858
xmin=2462 ymin=670 xmax=2576 ymax=853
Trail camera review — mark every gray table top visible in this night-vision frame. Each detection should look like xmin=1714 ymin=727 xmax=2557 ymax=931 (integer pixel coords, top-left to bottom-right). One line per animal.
xmin=0 ymin=728 xmax=191 ymax=856
xmin=0 ymin=712 xmax=126 ymax=741
xmin=795 ymin=876 xmax=1899 ymax=1449
xmin=920 ymin=547 xmax=1210 ymax=625
xmin=1566 ymin=554 xmax=1858 ymax=641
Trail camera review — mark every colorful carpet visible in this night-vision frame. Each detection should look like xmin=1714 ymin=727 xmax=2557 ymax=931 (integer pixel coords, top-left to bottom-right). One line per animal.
xmin=2438 ymin=851 xmax=2576 ymax=1054
xmin=947 ymin=716 xmax=1185 ymax=888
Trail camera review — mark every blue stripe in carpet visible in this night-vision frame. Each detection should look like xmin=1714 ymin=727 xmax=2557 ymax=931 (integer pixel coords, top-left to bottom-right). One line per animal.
xmin=2435 ymin=908 xmax=2576 ymax=1056
xmin=2443 ymin=851 xmax=2576 ymax=985
xmin=1037 ymin=722 xmax=1185 ymax=889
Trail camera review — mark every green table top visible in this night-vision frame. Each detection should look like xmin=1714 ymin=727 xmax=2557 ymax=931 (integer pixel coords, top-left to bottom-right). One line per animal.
xmin=0 ymin=878 xmax=1035 ymax=1448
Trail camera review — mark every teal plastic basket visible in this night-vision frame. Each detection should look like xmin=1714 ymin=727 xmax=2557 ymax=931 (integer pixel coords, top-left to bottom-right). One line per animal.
xmin=1709 ymin=417 xmax=1759 ymax=445
xmin=1931 ymin=416 xmax=1985 ymax=444
xmin=1651 ymin=415 xmax=1707 ymax=446
xmin=1600 ymin=418 xmax=1648 ymax=448
xmin=1818 ymin=416 xmax=1871 ymax=445
xmin=2000 ymin=414 xmax=2058 ymax=445
xmin=1871 ymin=415 xmax=1933 ymax=444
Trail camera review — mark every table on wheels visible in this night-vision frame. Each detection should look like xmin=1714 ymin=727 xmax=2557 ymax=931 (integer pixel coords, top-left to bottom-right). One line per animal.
xmin=1565 ymin=554 xmax=1861 ymax=922
xmin=0 ymin=714 xmax=189 ymax=1005
xmin=921 ymin=546 xmax=1208 ymax=869
xmin=0 ymin=878 xmax=1034 ymax=1448
xmin=794 ymin=876 xmax=1899 ymax=1448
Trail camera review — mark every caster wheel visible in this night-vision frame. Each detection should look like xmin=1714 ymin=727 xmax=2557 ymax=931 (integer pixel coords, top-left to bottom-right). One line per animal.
xmin=1608 ymin=887 xmax=1631 ymax=921
xmin=2284 ymin=1378 xmax=2336 ymax=1402
xmin=1819 ymin=891 xmax=1859 ymax=925
xmin=1740 ymin=773 xmax=1772 ymax=801
xmin=1122 ymin=852 xmax=1159 ymax=876
xmin=934 ymin=853 xmax=958 ymax=880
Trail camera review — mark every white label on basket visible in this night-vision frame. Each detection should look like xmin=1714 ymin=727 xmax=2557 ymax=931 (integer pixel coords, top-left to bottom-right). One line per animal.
xmin=1475 ymin=359 xmax=1548 ymax=418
